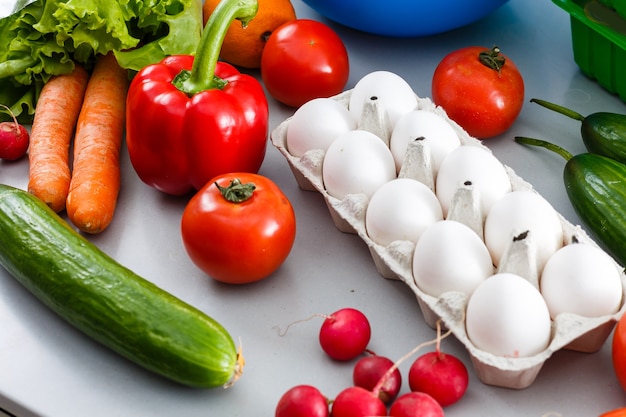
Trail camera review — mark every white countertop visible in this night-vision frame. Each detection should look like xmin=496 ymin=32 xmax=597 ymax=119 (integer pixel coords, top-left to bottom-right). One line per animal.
xmin=2 ymin=1 xmax=626 ymax=416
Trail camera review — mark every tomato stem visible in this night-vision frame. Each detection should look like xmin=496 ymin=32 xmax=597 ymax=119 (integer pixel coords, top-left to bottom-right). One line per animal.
xmin=478 ymin=46 xmax=505 ymax=75
xmin=514 ymin=136 xmax=574 ymax=161
xmin=215 ymin=178 xmax=256 ymax=203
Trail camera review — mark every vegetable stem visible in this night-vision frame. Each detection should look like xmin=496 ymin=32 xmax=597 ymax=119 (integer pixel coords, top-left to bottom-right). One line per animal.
xmin=175 ymin=0 xmax=258 ymax=95
xmin=530 ymin=98 xmax=585 ymax=121
xmin=478 ymin=46 xmax=505 ymax=74
xmin=514 ymin=136 xmax=574 ymax=160
xmin=215 ymin=178 xmax=256 ymax=203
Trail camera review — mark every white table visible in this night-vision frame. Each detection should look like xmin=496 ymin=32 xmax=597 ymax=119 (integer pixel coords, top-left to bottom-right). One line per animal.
xmin=2 ymin=1 xmax=626 ymax=416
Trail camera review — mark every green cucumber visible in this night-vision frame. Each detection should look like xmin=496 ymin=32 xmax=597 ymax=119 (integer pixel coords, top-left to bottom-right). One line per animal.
xmin=530 ymin=98 xmax=626 ymax=165
xmin=515 ymin=137 xmax=626 ymax=267
xmin=0 ymin=184 xmax=241 ymax=388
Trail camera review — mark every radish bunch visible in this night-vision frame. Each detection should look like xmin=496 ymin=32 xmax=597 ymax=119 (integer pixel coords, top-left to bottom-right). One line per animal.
xmin=275 ymin=308 xmax=468 ymax=416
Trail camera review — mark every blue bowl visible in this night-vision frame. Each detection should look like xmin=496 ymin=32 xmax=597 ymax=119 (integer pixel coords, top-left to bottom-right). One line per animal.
xmin=301 ymin=0 xmax=510 ymax=37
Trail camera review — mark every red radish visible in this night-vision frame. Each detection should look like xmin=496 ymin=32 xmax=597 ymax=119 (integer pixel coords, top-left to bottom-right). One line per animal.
xmin=319 ymin=308 xmax=371 ymax=361
xmin=0 ymin=104 xmax=29 ymax=161
xmin=353 ymin=354 xmax=401 ymax=404
xmin=388 ymin=391 xmax=444 ymax=417
xmin=275 ymin=385 xmax=330 ymax=417
xmin=330 ymin=386 xmax=386 ymax=417
xmin=408 ymin=350 xmax=469 ymax=407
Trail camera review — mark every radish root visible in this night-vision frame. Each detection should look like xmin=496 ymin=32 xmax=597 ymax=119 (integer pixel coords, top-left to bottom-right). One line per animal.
xmin=371 ymin=319 xmax=452 ymax=397
xmin=274 ymin=313 xmax=331 ymax=337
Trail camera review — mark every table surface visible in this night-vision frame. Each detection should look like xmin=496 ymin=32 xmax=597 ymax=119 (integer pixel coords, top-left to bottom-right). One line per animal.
xmin=2 ymin=1 xmax=626 ymax=416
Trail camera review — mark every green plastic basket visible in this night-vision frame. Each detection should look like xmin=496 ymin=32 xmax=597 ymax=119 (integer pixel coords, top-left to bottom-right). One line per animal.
xmin=552 ymin=0 xmax=626 ymax=102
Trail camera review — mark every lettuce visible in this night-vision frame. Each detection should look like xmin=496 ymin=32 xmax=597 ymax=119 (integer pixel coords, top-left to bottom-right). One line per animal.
xmin=0 ymin=0 xmax=203 ymax=122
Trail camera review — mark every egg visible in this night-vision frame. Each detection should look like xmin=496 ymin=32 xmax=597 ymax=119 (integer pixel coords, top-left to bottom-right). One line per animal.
xmin=435 ymin=145 xmax=512 ymax=218
xmin=286 ymin=98 xmax=357 ymax=157
xmin=349 ymin=71 xmax=418 ymax=128
xmin=322 ymin=129 xmax=396 ymax=200
xmin=365 ymin=178 xmax=443 ymax=247
xmin=484 ymin=190 xmax=563 ymax=273
xmin=389 ymin=110 xmax=461 ymax=175
xmin=466 ymin=272 xmax=552 ymax=357
xmin=540 ymin=243 xmax=623 ymax=318
xmin=413 ymin=220 xmax=493 ymax=298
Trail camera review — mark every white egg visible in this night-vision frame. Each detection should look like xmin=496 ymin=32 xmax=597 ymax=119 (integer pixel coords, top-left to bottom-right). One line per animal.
xmin=413 ymin=220 xmax=493 ymax=298
xmin=466 ymin=272 xmax=552 ymax=358
xmin=365 ymin=178 xmax=443 ymax=247
xmin=349 ymin=71 xmax=418 ymax=128
xmin=389 ymin=110 xmax=461 ymax=175
xmin=322 ymin=130 xmax=396 ymax=200
xmin=435 ymin=145 xmax=512 ymax=218
xmin=540 ymin=243 xmax=623 ymax=319
xmin=286 ymin=98 xmax=357 ymax=157
xmin=484 ymin=190 xmax=563 ymax=273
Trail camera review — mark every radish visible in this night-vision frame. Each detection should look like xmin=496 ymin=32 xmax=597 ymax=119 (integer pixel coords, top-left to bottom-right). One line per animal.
xmin=0 ymin=104 xmax=29 ymax=161
xmin=330 ymin=386 xmax=386 ymax=417
xmin=408 ymin=350 xmax=469 ymax=407
xmin=275 ymin=385 xmax=330 ymax=417
xmin=319 ymin=308 xmax=371 ymax=361
xmin=353 ymin=353 xmax=402 ymax=404
xmin=388 ymin=391 xmax=444 ymax=417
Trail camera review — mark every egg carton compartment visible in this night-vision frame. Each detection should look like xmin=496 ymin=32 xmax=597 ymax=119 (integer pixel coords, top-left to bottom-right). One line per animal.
xmin=270 ymin=89 xmax=626 ymax=389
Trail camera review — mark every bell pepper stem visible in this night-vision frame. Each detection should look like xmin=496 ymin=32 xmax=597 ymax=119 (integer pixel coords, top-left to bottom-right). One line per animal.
xmin=177 ymin=0 xmax=258 ymax=95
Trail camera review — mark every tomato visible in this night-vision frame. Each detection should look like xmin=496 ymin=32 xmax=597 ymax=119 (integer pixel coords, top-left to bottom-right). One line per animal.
xmin=613 ymin=312 xmax=626 ymax=392
xmin=261 ymin=19 xmax=349 ymax=108
xmin=181 ymin=173 xmax=296 ymax=284
xmin=600 ymin=408 xmax=626 ymax=417
xmin=431 ymin=46 xmax=525 ymax=139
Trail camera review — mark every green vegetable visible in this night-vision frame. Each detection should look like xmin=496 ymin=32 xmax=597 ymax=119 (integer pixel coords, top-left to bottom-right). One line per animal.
xmin=0 ymin=0 xmax=203 ymax=123
xmin=0 ymin=184 xmax=242 ymax=388
xmin=530 ymin=98 xmax=626 ymax=165
xmin=515 ymin=136 xmax=626 ymax=267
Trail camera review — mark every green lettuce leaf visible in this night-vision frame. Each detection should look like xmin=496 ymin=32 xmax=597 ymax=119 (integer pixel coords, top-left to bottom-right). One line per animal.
xmin=0 ymin=0 xmax=203 ymax=123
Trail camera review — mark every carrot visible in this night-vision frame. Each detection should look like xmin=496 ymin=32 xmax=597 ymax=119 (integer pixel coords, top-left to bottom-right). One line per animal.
xmin=28 ymin=64 xmax=89 ymax=212
xmin=65 ymin=53 xmax=129 ymax=234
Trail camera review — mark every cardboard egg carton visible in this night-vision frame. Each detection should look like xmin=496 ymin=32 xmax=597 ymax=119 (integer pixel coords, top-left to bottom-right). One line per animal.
xmin=270 ymin=90 xmax=626 ymax=389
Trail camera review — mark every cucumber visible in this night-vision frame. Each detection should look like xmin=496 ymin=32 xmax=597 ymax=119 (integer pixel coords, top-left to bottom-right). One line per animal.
xmin=564 ymin=153 xmax=626 ymax=267
xmin=0 ymin=184 xmax=241 ymax=388
xmin=515 ymin=137 xmax=626 ymax=267
xmin=530 ymin=98 xmax=626 ymax=165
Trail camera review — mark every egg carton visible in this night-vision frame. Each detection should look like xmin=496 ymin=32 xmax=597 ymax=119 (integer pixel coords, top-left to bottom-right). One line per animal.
xmin=270 ymin=89 xmax=626 ymax=390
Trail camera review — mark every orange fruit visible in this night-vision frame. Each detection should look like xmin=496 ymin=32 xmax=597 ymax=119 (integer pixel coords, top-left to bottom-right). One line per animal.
xmin=203 ymin=0 xmax=297 ymax=69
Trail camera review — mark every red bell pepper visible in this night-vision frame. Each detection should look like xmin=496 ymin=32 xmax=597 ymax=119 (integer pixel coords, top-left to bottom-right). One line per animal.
xmin=125 ymin=0 xmax=268 ymax=195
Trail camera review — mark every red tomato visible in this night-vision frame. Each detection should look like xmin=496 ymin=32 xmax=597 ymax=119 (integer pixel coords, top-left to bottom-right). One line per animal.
xmin=431 ymin=46 xmax=525 ymax=139
xmin=613 ymin=313 xmax=626 ymax=392
xmin=600 ymin=408 xmax=626 ymax=417
xmin=261 ymin=19 xmax=349 ymax=108
xmin=181 ymin=173 xmax=296 ymax=284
